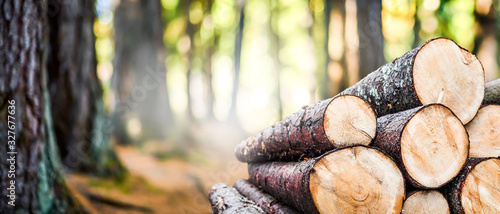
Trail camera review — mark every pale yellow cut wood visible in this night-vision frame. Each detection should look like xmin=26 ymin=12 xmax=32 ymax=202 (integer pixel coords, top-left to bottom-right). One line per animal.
xmin=309 ymin=146 xmax=405 ymax=214
xmin=413 ymin=38 xmax=484 ymax=124
xmin=461 ymin=158 xmax=500 ymax=214
xmin=402 ymin=190 xmax=450 ymax=214
xmin=324 ymin=95 xmax=377 ymax=148
xmin=401 ymin=104 xmax=469 ymax=188
xmin=465 ymin=105 xmax=500 ymax=158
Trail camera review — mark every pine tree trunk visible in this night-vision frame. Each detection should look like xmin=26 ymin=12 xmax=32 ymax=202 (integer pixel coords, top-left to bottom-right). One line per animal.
xmin=356 ymin=0 xmax=385 ymax=79
xmin=233 ymin=179 xmax=300 ymax=214
xmin=46 ymin=0 xmax=125 ymax=177
xmin=373 ymin=104 xmax=468 ymax=188
xmin=248 ymin=146 xmax=405 ymax=214
xmin=209 ymin=183 xmax=264 ymax=214
xmin=341 ymin=38 xmax=484 ymax=124
xmin=441 ymin=158 xmax=500 ymax=214
xmin=0 ymin=0 xmax=85 ymax=212
xmin=112 ymin=0 xmax=173 ymax=143
xmin=483 ymin=78 xmax=500 ymax=105
xmin=235 ymin=95 xmax=376 ymax=163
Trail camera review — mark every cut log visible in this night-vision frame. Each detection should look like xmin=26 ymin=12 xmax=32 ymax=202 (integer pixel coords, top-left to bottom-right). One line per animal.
xmin=401 ymin=190 xmax=450 ymax=214
xmin=248 ymin=146 xmax=405 ymax=214
xmin=235 ymin=95 xmax=376 ymax=163
xmin=233 ymin=179 xmax=300 ymax=214
xmin=373 ymin=104 xmax=469 ymax=188
xmin=209 ymin=183 xmax=264 ymax=214
xmin=483 ymin=78 xmax=500 ymax=105
xmin=465 ymin=104 xmax=500 ymax=158
xmin=341 ymin=38 xmax=485 ymax=124
xmin=441 ymin=158 xmax=500 ymax=214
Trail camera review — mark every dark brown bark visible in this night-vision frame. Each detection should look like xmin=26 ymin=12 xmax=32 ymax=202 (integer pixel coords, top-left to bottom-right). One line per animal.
xmin=209 ymin=183 xmax=264 ymax=214
xmin=248 ymin=156 xmax=318 ymax=214
xmin=356 ymin=0 xmax=385 ymax=79
xmin=235 ymin=97 xmax=335 ymax=163
xmin=112 ymin=0 xmax=173 ymax=143
xmin=483 ymin=78 xmax=500 ymax=105
xmin=46 ymin=0 xmax=125 ymax=177
xmin=340 ymin=38 xmax=480 ymax=120
xmin=233 ymin=179 xmax=300 ymax=214
xmin=0 ymin=0 xmax=84 ymax=212
xmin=440 ymin=158 xmax=493 ymax=214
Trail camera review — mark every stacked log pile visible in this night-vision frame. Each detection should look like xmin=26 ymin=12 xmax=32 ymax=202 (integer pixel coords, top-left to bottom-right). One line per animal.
xmin=209 ymin=38 xmax=500 ymax=214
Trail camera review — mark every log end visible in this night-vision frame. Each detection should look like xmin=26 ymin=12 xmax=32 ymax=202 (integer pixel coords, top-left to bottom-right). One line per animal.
xmin=309 ymin=146 xmax=405 ymax=214
xmin=465 ymin=104 xmax=500 ymax=158
xmin=401 ymin=104 xmax=468 ymax=188
xmin=324 ymin=95 xmax=377 ymax=148
xmin=461 ymin=158 xmax=500 ymax=214
xmin=402 ymin=190 xmax=450 ymax=214
xmin=413 ymin=38 xmax=484 ymax=124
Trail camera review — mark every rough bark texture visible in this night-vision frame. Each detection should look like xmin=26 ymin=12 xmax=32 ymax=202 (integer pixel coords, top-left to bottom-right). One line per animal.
xmin=112 ymin=0 xmax=173 ymax=144
xmin=440 ymin=158 xmax=490 ymax=214
xmin=483 ymin=78 xmax=500 ymax=105
xmin=46 ymin=0 xmax=125 ymax=177
xmin=373 ymin=105 xmax=426 ymax=188
xmin=233 ymin=179 xmax=300 ymax=214
xmin=0 ymin=0 xmax=84 ymax=212
xmin=248 ymin=157 xmax=319 ymax=214
xmin=356 ymin=0 xmax=385 ymax=79
xmin=209 ymin=183 xmax=264 ymax=214
xmin=235 ymin=97 xmax=335 ymax=163
xmin=340 ymin=41 xmax=423 ymax=117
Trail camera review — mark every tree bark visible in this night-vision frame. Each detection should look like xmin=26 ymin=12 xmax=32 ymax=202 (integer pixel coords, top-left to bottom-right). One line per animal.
xmin=209 ymin=183 xmax=264 ymax=214
xmin=373 ymin=104 xmax=468 ymax=189
xmin=46 ymin=0 xmax=125 ymax=177
xmin=235 ymin=95 xmax=376 ymax=163
xmin=401 ymin=190 xmax=450 ymax=214
xmin=356 ymin=0 xmax=385 ymax=79
xmin=483 ymin=78 xmax=500 ymax=105
xmin=440 ymin=158 xmax=500 ymax=214
xmin=248 ymin=146 xmax=405 ymax=214
xmin=465 ymin=104 xmax=500 ymax=158
xmin=0 ymin=0 xmax=85 ymax=212
xmin=233 ymin=179 xmax=300 ymax=214
xmin=340 ymin=38 xmax=484 ymax=124
xmin=112 ymin=0 xmax=173 ymax=143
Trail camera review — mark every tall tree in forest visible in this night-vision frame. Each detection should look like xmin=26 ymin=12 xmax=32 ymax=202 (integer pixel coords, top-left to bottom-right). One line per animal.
xmin=183 ymin=0 xmax=196 ymax=121
xmin=271 ymin=0 xmax=283 ymax=120
xmin=228 ymin=0 xmax=245 ymax=123
xmin=0 ymin=0 xmax=85 ymax=212
xmin=47 ymin=0 xmax=124 ymax=177
xmin=204 ymin=0 xmax=216 ymax=120
xmin=356 ymin=0 xmax=384 ymax=78
xmin=113 ymin=0 xmax=173 ymax=144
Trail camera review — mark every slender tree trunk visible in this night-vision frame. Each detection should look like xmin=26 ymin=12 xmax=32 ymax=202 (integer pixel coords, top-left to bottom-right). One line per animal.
xmin=184 ymin=0 xmax=195 ymax=122
xmin=356 ymin=0 xmax=385 ymax=79
xmin=46 ymin=0 xmax=125 ymax=177
xmin=271 ymin=0 xmax=283 ymax=120
xmin=228 ymin=0 xmax=245 ymax=123
xmin=205 ymin=0 xmax=215 ymax=120
xmin=112 ymin=0 xmax=174 ymax=143
xmin=0 ymin=0 xmax=84 ymax=212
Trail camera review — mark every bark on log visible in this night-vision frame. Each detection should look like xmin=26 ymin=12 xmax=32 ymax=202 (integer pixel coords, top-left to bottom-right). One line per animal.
xmin=248 ymin=146 xmax=405 ymax=214
xmin=233 ymin=179 xmax=300 ymax=214
xmin=373 ymin=104 xmax=469 ymax=188
xmin=402 ymin=190 xmax=450 ymax=214
xmin=209 ymin=183 xmax=264 ymax=214
xmin=441 ymin=158 xmax=500 ymax=214
xmin=483 ymin=78 xmax=500 ymax=105
xmin=341 ymin=38 xmax=485 ymax=124
xmin=465 ymin=104 xmax=500 ymax=158
xmin=235 ymin=95 xmax=376 ymax=163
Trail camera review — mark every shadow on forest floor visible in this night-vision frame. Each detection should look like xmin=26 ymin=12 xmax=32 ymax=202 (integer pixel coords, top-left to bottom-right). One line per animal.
xmin=66 ymin=121 xmax=249 ymax=213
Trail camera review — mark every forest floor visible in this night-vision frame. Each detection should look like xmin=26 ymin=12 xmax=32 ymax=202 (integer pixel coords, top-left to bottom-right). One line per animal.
xmin=65 ymin=121 xmax=249 ymax=213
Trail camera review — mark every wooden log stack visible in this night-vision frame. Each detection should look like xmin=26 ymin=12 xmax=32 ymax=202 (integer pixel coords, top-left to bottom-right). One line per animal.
xmin=209 ymin=38 xmax=500 ymax=214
